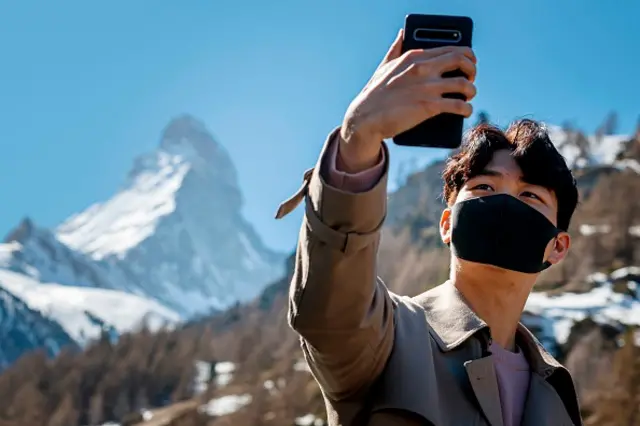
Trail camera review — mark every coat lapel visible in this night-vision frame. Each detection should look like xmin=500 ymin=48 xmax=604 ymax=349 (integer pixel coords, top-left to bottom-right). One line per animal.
xmin=464 ymin=356 xmax=505 ymax=426
xmin=521 ymin=374 xmax=575 ymax=426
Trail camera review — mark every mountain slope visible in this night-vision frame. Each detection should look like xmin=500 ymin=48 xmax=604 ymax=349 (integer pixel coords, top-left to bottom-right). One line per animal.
xmin=1 ymin=218 xmax=139 ymax=294
xmin=57 ymin=115 xmax=284 ymax=315
xmin=0 ymin=285 xmax=77 ymax=368
xmin=0 ymin=269 xmax=180 ymax=346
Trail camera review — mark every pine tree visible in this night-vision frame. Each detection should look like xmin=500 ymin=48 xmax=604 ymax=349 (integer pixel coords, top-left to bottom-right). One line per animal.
xmin=9 ymin=382 xmax=46 ymax=426
xmin=587 ymin=328 xmax=640 ymax=425
xmin=475 ymin=111 xmax=490 ymax=126
xmin=47 ymin=394 xmax=78 ymax=426
xmin=597 ymin=111 xmax=618 ymax=137
xmin=88 ymin=392 xmax=105 ymax=425
xmin=113 ymin=391 xmax=130 ymax=421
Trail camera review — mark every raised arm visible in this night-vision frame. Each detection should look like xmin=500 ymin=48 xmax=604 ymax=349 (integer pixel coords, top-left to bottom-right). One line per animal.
xmin=277 ymin=30 xmax=477 ymax=400
xmin=288 ymin=129 xmax=392 ymax=400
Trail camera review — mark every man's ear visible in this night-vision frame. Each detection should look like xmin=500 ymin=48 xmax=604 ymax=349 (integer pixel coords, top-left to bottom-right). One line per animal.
xmin=440 ymin=208 xmax=452 ymax=244
xmin=546 ymin=232 xmax=571 ymax=265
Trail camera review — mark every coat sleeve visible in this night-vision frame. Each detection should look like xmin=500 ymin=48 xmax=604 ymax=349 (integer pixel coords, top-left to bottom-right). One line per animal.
xmin=288 ymin=128 xmax=395 ymax=401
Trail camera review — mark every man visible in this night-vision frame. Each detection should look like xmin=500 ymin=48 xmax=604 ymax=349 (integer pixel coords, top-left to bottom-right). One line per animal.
xmin=276 ymin=30 xmax=582 ymax=426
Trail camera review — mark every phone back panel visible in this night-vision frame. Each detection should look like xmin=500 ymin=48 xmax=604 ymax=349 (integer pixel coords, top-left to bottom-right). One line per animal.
xmin=392 ymin=14 xmax=474 ymax=149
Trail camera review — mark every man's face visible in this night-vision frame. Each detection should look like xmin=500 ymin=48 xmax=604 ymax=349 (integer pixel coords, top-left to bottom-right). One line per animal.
xmin=439 ymin=149 xmax=571 ymax=269
xmin=455 ymin=149 xmax=558 ymax=225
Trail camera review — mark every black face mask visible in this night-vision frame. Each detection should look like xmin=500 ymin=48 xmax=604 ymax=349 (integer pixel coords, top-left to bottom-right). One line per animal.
xmin=449 ymin=194 xmax=560 ymax=274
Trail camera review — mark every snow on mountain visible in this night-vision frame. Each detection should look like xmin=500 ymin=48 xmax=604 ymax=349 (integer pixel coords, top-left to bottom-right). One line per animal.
xmin=523 ymin=266 xmax=640 ymax=356
xmin=0 ymin=284 xmax=77 ymax=368
xmin=56 ymin=153 xmax=190 ymax=261
xmin=0 ymin=268 xmax=180 ymax=346
xmin=0 ymin=217 xmax=180 ymax=347
xmin=0 ymin=218 xmax=140 ymax=294
xmin=547 ymin=125 xmax=630 ymax=169
xmin=56 ymin=115 xmax=284 ymax=315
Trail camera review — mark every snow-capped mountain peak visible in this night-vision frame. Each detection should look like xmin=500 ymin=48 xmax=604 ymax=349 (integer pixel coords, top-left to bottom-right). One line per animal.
xmin=159 ymin=115 xmax=236 ymax=168
xmin=54 ymin=115 xmax=284 ymax=315
xmin=58 ymin=115 xmax=245 ymax=261
xmin=57 ymin=153 xmax=190 ymax=261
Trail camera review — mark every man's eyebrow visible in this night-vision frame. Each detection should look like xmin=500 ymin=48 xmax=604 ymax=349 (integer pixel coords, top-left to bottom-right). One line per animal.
xmin=470 ymin=168 xmax=550 ymax=189
xmin=469 ymin=169 xmax=503 ymax=178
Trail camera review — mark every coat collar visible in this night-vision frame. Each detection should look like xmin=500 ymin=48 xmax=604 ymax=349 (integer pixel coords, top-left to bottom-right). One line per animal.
xmin=413 ymin=280 xmax=563 ymax=378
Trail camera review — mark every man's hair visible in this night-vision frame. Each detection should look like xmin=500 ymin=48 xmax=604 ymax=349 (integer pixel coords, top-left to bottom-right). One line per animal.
xmin=442 ymin=119 xmax=579 ymax=231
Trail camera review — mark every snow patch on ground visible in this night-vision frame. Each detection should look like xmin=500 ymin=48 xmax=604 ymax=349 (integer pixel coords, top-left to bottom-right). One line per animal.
xmin=294 ymin=358 xmax=311 ymax=372
xmin=214 ymin=361 xmax=236 ymax=388
xmin=579 ymin=224 xmax=611 ymax=236
xmin=193 ymin=361 xmax=213 ymax=395
xmin=295 ymin=413 xmax=326 ymax=426
xmin=192 ymin=360 xmax=236 ymax=395
xmin=199 ymin=394 xmax=252 ymax=417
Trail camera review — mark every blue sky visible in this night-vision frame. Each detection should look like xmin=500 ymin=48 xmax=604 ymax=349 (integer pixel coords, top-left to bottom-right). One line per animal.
xmin=1 ymin=0 xmax=638 ymax=253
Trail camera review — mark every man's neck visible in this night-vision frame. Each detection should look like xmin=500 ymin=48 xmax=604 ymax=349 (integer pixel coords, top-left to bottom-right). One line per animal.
xmin=450 ymin=259 xmax=537 ymax=351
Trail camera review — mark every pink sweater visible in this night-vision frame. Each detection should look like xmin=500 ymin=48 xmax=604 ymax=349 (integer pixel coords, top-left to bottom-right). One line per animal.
xmin=322 ymin=138 xmax=531 ymax=426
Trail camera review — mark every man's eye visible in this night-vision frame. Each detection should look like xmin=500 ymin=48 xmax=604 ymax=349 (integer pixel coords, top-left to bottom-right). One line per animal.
xmin=521 ymin=191 xmax=541 ymax=200
xmin=472 ymin=184 xmax=494 ymax=191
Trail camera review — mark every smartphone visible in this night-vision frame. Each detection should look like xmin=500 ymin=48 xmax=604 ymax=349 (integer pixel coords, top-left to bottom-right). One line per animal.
xmin=392 ymin=14 xmax=474 ymax=149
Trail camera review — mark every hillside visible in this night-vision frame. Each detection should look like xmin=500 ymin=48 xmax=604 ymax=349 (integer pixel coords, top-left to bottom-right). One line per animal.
xmin=0 ymin=118 xmax=637 ymax=426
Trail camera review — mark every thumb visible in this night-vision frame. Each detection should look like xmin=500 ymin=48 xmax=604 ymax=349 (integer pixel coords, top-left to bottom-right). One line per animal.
xmin=379 ymin=29 xmax=404 ymax=67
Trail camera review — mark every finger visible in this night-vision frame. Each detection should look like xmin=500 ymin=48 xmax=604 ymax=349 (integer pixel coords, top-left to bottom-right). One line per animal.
xmin=433 ymin=52 xmax=477 ymax=81
xmin=391 ymin=55 xmax=475 ymax=87
xmin=379 ymin=29 xmax=404 ymax=66
xmin=403 ymin=45 xmax=476 ymax=64
xmin=437 ymin=98 xmax=473 ymax=117
xmin=436 ymin=77 xmax=477 ymax=101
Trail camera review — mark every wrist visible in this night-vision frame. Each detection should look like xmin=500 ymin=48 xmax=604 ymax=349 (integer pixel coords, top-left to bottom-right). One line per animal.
xmin=339 ymin=123 xmax=382 ymax=174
